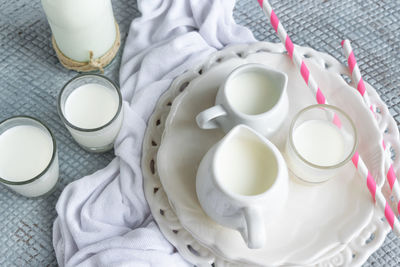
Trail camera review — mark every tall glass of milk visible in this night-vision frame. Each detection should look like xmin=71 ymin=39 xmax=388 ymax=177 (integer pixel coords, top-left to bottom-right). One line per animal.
xmin=285 ymin=104 xmax=357 ymax=183
xmin=0 ymin=116 xmax=59 ymax=197
xmin=58 ymin=74 xmax=123 ymax=153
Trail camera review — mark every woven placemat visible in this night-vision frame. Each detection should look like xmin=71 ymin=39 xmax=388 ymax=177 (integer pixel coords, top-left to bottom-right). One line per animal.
xmin=0 ymin=0 xmax=398 ymax=266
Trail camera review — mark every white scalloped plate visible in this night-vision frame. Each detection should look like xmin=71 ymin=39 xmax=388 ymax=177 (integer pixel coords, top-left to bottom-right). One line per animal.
xmin=142 ymin=43 xmax=396 ymax=266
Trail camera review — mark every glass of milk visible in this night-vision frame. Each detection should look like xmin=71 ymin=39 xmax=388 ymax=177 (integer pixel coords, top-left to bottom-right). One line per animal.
xmin=285 ymin=104 xmax=357 ymax=183
xmin=0 ymin=116 xmax=59 ymax=197
xmin=58 ymin=74 xmax=123 ymax=152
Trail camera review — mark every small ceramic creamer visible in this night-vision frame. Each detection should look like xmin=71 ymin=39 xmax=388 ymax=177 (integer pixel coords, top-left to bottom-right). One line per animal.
xmin=196 ymin=125 xmax=288 ymax=249
xmin=196 ymin=63 xmax=288 ymax=137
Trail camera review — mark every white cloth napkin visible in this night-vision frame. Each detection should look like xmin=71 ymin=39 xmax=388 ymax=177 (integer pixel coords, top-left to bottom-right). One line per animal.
xmin=53 ymin=0 xmax=255 ymax=266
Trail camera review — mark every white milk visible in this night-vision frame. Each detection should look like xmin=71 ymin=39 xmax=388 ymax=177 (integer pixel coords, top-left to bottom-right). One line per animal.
xmin=0 ymin=125 xmax=59 ymax=197
xmin=41 ymin=0 xmax=116 ymax=62
xmin=63 ymin=83 xmax=123 ymax=151
xmin=293 ymin=120 xmax=345 ymax=166
xmin=227 ymin=72 xmax=281 ymax=115
xmin=65 ymin=83 xmax=119 ymax=129
xmin=216 ymin=134 xmax=277 ymax=196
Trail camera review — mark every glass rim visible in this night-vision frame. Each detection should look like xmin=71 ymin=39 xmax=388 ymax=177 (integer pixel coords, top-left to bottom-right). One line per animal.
xmin=57 ymin=74 xmax=123 ymax=133
xmin=0 ymin=115 xmax=57 ymax=185
xmin=288 ymin=104 xmax=358 ymax=170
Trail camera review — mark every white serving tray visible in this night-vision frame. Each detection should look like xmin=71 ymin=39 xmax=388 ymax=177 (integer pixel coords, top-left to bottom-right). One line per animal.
xmin=142 ymin=43 xmax=397 ymax=266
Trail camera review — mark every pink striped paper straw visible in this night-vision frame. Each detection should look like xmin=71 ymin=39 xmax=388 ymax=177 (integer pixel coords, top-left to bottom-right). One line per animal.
xmin=257 ymin=0 xmax=400 ymax=234
xmin=342 ymin=39 xmax=400 ymax=214
xmin=341 ymin=40 xmax=374 ymax=112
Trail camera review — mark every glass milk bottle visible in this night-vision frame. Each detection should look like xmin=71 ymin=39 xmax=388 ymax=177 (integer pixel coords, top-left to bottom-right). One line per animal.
xmin=41 ymin=0 xmax=117 ymax=63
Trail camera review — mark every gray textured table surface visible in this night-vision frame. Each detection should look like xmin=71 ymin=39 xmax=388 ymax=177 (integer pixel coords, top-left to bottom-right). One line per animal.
xmin=0 ymin=0 xmax=399 ymax=266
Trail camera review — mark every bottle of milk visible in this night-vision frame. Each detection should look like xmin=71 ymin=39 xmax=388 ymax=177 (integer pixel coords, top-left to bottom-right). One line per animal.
xmin=41 ymin=0 xmax=117 ymax=62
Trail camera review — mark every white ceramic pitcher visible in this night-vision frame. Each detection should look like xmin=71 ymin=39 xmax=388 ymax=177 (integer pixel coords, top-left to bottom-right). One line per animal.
xmin=196 ymin=125 xmax=288 ymax=249
xmin=196 ymin=64 xmax=288 ymax=137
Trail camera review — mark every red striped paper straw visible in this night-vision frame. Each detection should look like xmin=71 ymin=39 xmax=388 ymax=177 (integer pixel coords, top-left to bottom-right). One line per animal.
xmin=257 ymin=0 xmax=400 ymax=234
xmin=342 ymin=39 xmax=400 ymax=214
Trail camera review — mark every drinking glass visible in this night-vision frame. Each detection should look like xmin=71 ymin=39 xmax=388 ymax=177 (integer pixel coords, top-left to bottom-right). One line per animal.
xmin=285 ymin=104 xmax=357 ymax=183
xmin=0 ymin=116 xmax=59 ymax=197
xmin=58 ymin=74 xmax=123 ymax=153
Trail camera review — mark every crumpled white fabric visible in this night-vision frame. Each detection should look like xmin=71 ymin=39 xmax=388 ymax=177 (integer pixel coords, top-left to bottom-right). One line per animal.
xmin=53 ymin=0 xmax=255 ymax=266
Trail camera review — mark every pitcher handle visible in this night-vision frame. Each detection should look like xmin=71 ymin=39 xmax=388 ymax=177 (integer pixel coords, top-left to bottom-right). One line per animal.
xmin=196 ymin=105 xmax=227 ymax=129
xmin=241 ymin=207 xmax=265 ymax=249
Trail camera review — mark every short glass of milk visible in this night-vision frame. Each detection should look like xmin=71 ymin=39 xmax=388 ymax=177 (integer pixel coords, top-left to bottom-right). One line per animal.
xmin=0 ymin=116 xmax=59 ymax=197
xmin=58 ymin=74 xmax=123 ymax=152
xmin=285 ymin=104 xmax=357 ymax=183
